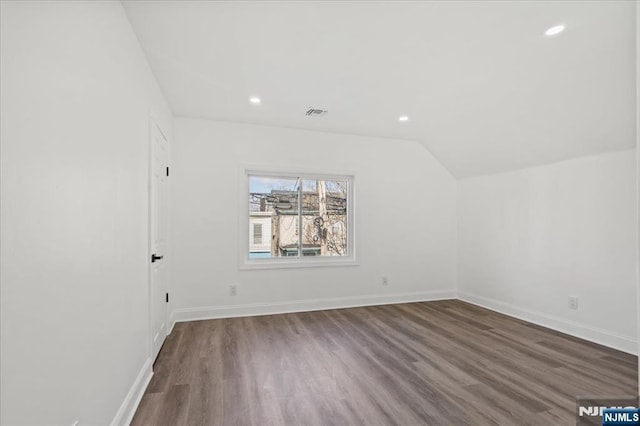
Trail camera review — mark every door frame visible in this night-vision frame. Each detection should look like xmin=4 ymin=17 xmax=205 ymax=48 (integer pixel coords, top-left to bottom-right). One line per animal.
xmin=148 ymin=111 xmax=170 ymax=362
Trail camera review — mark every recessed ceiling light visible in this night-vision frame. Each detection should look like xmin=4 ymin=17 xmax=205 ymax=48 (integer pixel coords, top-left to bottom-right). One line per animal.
xmin=398 ymin=115 xmax=409 ymax=122
xmin=545 ymin=24 xmax=565 ymax=37
xmin=249 ymin=96 xmax=261 ymax=104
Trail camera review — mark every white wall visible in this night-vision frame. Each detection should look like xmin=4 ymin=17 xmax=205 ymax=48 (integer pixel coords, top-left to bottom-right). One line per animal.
xmin=170 ymin=118 xmax=457 ymax=320
xmin=458 ymin=149 xmax=637 ymax=354
xmin=0 ymin=2 xmax=171 ymax=425
xmin=636 ymin=0 xmax=639 ymax=392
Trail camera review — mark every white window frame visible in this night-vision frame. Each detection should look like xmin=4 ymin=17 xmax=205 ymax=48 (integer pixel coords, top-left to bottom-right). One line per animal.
xmin=239 ymin=166 xmax=357 ymax=270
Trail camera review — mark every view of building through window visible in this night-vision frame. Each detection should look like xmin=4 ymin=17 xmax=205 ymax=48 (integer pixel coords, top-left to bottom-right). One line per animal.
xmin=249 ymin=175 xmax=348 ymax=259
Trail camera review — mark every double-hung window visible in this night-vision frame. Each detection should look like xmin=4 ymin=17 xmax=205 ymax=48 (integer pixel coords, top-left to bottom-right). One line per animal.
xmin=253 ymin=223 xmax=263 ymax=245
xmin=242 ymin=169 xmax=355 ymax=268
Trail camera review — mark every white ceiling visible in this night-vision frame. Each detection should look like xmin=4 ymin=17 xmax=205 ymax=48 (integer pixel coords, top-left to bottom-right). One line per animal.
xmin=123 ymin=1 xmax=635 ymax=178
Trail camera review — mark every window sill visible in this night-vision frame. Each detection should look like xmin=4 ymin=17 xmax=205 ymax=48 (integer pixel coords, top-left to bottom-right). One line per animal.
xmin=239 ymin=258 xmax=359 ymax=271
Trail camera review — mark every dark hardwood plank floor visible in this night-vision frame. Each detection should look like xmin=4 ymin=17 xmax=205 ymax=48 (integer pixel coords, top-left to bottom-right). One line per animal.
xmin=131 ymin=300 xmax=638 ymax=425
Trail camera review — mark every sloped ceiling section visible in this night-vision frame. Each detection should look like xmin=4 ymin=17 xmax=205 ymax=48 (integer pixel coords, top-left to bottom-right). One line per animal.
xmin=123 ymin=1 xmax=635 ymax=178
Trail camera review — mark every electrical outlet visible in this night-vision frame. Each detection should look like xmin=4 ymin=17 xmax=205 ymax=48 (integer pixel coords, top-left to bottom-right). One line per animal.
xmin=382 ymin=276 xmax=389 ymax=286
xmin=230 ymin=285 xmax=237 ymax=296
xmin=568 ymin=296 xmax=578 ymax=310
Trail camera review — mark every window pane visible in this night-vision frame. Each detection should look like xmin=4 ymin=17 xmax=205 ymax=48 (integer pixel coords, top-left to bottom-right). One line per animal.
xmin=300 ymin=179 xmax=348 ymax=257
xmin=253 ymin=223 xmax=262 ymax=244
xmin=249 ymin=175 xmax=299 ymax=258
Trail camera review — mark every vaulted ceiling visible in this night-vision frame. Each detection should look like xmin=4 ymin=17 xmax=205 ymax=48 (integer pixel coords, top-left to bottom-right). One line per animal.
xmin=123 ymin=1 xmax=635 ymax=178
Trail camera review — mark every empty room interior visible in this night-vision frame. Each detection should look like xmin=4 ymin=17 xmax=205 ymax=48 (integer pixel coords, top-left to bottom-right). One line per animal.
xmin=1 ymin=0 xmax=640 ymax=425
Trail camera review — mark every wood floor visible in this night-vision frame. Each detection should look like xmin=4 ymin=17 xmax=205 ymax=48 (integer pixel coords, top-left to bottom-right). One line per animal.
xmin=131 ymin=300 xmax=637 ymax=425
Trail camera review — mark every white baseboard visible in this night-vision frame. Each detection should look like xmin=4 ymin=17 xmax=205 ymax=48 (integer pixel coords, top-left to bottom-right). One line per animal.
xmin=170 ymin=289 xmax=456 ymax=327
xmin=110 ymin=358 xmax=153 ymax=426
xmin=458 ymin=291 xmax=638 ymax=355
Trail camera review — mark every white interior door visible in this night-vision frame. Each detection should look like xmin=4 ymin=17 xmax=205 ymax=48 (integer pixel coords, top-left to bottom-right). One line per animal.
xmin=149 ymin=119 xmax=169 ymax=362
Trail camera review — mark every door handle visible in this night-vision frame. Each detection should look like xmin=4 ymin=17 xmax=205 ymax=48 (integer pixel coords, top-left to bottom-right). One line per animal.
xmin=151 ymin=254 xmax=164 ymax=263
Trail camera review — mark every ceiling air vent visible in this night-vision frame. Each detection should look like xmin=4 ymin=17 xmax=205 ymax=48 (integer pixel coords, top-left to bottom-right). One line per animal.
xmin=305 ymin=107 xmax=328 ymax=117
